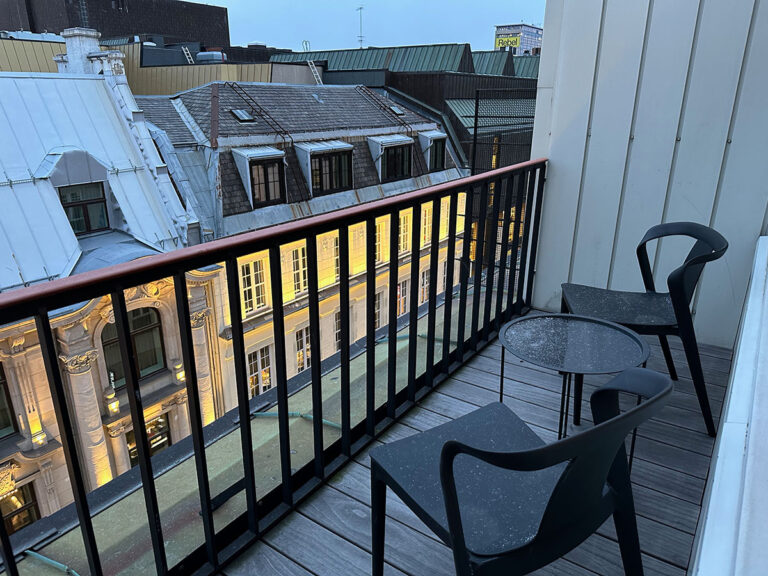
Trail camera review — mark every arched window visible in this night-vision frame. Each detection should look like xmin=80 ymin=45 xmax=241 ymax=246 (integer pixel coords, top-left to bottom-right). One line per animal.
xmin=102 ymin=308 xmax=166 ymax=389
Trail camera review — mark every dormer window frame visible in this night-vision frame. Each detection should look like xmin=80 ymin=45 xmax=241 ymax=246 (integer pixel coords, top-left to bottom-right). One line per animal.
xmin=310 ymin=149 xmax=353 ymax=197
xmin=58 ymin=181 xmax=110 ymax=236
xmin=294 ymin=140 xmax=355 ymax=198
xmin=367 ymin=134 xmax=415 ymax=184
xmin=249 ymin=157 xmax=286 ymax=208
xmin=418 ymin=130 xmax=448 ymax=173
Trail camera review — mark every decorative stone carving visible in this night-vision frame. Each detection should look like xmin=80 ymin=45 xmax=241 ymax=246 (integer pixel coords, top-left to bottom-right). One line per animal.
xmin=39 ymin=459 xmax=60 ymax=514
xmin=142 ymin=282 xmax=160 ymax=298
xmin=58 ymin=350 xmax=99 ymax=374
xmin=162 ymin=392 xmax=188 ymax=410
xmin=9 ymin=335 xmax=25 ymax=354
xmin=190 ymin=308 xmax=211 ymax=329
xmin=100 ymin=307 xmax=115 ymax=324
xmin=0 ymin=462 xmax=15 ymax=497
xmin=125 ymin=287 xmax=139 ymax=301
xmin=107 ymin=424 xmax=127 ymax=439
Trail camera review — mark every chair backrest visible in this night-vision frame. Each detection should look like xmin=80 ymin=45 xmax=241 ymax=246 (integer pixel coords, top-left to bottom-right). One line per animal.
xmin=440 ymin=368 xmax=672 ymax=567
xmin=635 ymin=222 xmax=728 ymax=306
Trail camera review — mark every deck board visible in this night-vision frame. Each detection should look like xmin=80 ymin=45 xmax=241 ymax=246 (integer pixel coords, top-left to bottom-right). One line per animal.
xmin=226 ymin=336 xmax=731 ymax=575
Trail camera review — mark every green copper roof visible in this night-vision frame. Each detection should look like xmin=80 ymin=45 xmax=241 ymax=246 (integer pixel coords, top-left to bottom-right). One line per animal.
xmin=512 ymin=55 xmax=540 ymax=79
xmin=271 ymin=44 xmax=475 ymax=73
xmin=472 ymin=51 xmax=514 ymax=76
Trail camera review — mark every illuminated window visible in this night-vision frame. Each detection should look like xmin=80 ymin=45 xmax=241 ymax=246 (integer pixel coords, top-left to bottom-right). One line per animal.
xmin=375 ymin=220 xmax=386 ymax=263
xmin=334 ymin=235 xmax=340 ymax=282
xmin=311 ymin=151 xmax=352 ymax=195
xmin=374 ymin=291 xmax=383 ymax=329
xmin=0 ymin=366 xmax=16 ymax=440
xmin=248 ymin=345 xmax=272 ymax=397
xmin=442 ymin=260 xmax=450 ymax=293
xmin=292 ymin=246 xmax=308 ymax=295
xmin=250 ymin=159 xmax=285 ymax=207
xmin=420 ymin=269 xmax=430 ymax=304
xmin=59 ymin=182 xmax=109 ymax=235
xmin=398 ymin=212 xmax=411 ymax=254
xmin=382 ymin=145 xmax=411 ymax=182
xmin=296 ymin=327 xmax=311 ymax=372
xmin=0 ymin=484 xmax=39 ymax=535
xmin=240 ymin=259 xmax=267 ymax=314
xmin=102 ymin=308 xmax=166 ymax=389
xmin=421 ymin=203 xmax=432 ymax=246
xmin=334 ymin=312 xmax=342 ymax=352
xmin=396 ymin=280 xmax=409 ymax=316
xmin=429 ymin=138 xmax=446 ymax=171
xmin=126 ymin=414 xmax=171 ymax=468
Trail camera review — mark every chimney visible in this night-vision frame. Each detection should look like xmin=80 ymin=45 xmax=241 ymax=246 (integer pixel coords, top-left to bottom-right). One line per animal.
xmin=54 ymin=27 xmax=102 ymax=74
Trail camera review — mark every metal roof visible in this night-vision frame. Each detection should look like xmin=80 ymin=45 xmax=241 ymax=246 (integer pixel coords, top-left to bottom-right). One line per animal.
xmin=368 ymin=134 xmax=414 ymax=146
xmin=0 ymin=73 xmax=188 ymax=291
xmin=232 ymin=146 xmax=285 ymax=160
xmin=270 ymin=44 xmax=474 ymax=73
xmin=446 ymin=98 xmax=536 ymax=134
xmin=513 ymin=55 xmax=540 ymax=79
xmin=472 ymin=51 xmax=515 ymax=76
xmin=294 ymin=140 xmax=354 ymax=154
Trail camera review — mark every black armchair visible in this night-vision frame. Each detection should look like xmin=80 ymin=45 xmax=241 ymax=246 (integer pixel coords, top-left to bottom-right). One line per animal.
xmin=561 ymin=222 xmax=727 ymax=436
xmin=370 ymin=368 xmax=672 ymax=576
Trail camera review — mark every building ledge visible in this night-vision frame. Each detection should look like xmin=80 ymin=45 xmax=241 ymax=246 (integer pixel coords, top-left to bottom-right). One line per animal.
xmin=690 ymin=236 xmax=767 ymax=575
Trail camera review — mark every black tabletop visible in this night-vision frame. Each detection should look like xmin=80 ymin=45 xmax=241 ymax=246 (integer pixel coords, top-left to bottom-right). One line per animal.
xmin=499 ymin=314 xmax=650 ymax=375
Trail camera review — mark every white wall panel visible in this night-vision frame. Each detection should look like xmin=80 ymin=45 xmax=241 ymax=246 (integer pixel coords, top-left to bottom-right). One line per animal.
xmin=693 ymin=0 xmax=768 ymax=346
xmin=532 ymin=0 xmax=764 ymax=347
xmin=608 ymin=0 xmax=701 ymax=291
xmin=531 ymin=0 xmax=605 ymax=311
xmin=570 ymin=0 xmax=650 ymax=287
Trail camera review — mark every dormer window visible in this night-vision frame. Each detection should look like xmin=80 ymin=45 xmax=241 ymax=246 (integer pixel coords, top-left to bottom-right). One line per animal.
xmin=367 ymin=135 xmax=414 ymax=183
xmin=232 ymin=147 xmax=286 ymax=209
xmin=311 ymin=150 xmax=352 ymax=196
xmin=59 ymin=182 xmax=109 ymax=235
xmin=418 ymin=130 xmax=448 ymax=173
xmin=294 ymin=141 xmax=354 ymax=197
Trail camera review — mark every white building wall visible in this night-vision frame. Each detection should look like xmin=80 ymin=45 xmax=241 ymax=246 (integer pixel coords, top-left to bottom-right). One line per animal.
xmin=531 ymin=0 xmax=768 ymax=348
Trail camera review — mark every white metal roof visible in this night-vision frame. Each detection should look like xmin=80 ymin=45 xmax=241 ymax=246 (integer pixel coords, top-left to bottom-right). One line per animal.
xmin=294 ymin=140 xmax=354 ymax=154
xmin=367 ymin=134 xmax=414 ymax=147
xmin=419 ymin=130 xmax=447 ymax=140
xmin=231 ymin=146 xmax=285 ymax=161
xmin=0 ymin=73 xmax=187 ymax=291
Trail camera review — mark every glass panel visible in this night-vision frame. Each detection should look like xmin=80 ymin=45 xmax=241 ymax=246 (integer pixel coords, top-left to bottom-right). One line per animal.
xmin=251 ymin=162 xmax=267 ymax=203
xmin=64 ymin=205 xmax=86 ymax=234
xmin=58 ymin=182 xmax=104 ymax=204
xmin=134 ymin=327 xmax=165 ymax=377
xmin=86 ymin=202 xmax=108 ymax=230
xmin=0 ymin=484 xmax=39 ymax=535
xmin=266 ymin=162 xmax=281 ymax=201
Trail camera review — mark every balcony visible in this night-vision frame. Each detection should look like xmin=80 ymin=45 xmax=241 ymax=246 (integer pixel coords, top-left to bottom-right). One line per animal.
xmin=0 ymin=159 xmax=731 ymax=576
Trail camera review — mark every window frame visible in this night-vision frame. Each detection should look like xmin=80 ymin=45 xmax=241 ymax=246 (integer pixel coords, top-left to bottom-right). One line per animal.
xmin=1 ymin=483 xmax=39 ymax=535
xmin=396 ymin=279 xmax=409 ymax=317
xmin=334 ymin=311 xmax=342 ymax=352
xmin=310 ymin=150 xmax=353 ymax=196
xmin=292 ymin=246 xmax=308 ymax=295
xmin=381 ymin=144 xmax=412 ymax=183
xmin=249 ymin=158 xmax=286 ymax=208
xmin=102 ymin=308 xmax=167 ymax=390
xmin=420 ymin=269 xmax=430 ymax=304
xmin=240 ymin=259 xmax=268 ymax=314
xmin=429 ymin=137 xmax=447 ymax=172
xmin=398 ymin=212 xmax=411 ymax=255
xmin=0 ymin=365 xmax=17 ymax=440
xmin=247 ymin=344 xmax=273 ymax=397
xmin=58 ymin=182 xmax=109 ymax=236
xmin=295 ymin=327 xmax=311 ymax=373
xmin=374 ymin=291 xmax=383 ymax=329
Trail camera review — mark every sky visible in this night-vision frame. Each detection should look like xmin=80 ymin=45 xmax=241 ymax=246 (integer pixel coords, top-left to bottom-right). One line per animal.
xmin=200 ymin=0 xmax=546 ymax=52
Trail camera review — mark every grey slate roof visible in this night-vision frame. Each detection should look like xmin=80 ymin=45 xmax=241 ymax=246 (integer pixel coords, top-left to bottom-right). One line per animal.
xmin=136 ymin=96 xmax=196 ymax=146
xmin=176 ymin=82 xmax=429 ymax=141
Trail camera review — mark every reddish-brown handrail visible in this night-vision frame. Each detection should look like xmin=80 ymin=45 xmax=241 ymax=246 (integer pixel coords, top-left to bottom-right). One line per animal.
xmin=0 ymin=158 xmax=546 ymax=318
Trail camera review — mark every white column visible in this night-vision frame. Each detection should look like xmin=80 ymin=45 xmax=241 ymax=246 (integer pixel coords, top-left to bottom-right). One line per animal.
xmin=107 ymin=425 xmax=132 ymax=476
xmin=190 ymin=309 xmax=216 ymax=426
xmin=58 ymin=350 xmax=114 ymax=489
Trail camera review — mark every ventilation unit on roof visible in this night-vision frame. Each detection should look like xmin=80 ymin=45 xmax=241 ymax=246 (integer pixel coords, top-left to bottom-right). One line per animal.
xmin=231 ymin=109 xmax=255 ymax=122
xmin=389 ymin=105 xmax=405 ymax=116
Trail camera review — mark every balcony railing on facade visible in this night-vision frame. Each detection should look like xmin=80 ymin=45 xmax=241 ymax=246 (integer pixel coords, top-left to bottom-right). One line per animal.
xmin=0 ymin=158 xmax=546 ymax=576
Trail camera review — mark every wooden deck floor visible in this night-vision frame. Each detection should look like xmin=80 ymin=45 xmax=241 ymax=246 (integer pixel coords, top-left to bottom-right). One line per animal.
xmin=225 ymin=335 xmax=731 ymax=576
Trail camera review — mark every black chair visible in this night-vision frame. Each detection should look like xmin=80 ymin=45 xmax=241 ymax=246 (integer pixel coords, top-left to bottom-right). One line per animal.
xmin=561 ymin=222 xmax=727 ymax=437
xmin=370 ymin=368 xmax=672 ymax=576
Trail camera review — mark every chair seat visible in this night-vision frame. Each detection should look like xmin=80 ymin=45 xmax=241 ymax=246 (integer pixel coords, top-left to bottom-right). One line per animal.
xmin=561 ymin=283 xmax=677 ymax=330
xmin=370 ymin=403 xmax=565 ymax=556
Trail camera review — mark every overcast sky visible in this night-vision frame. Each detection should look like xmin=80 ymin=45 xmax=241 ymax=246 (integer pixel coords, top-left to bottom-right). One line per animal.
xmin=201 ymin=0 xmax=546 ymax=52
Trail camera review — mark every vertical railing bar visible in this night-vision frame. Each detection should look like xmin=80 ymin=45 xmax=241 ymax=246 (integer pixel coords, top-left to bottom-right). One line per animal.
xmin=406 ymin=204 xmax=422 ymax=401
xmin=456 ymin=187 xmax=475 ymax=363
xmin=470 ymin=181 xmax=489 ymax=350
xmin=495 ymin=176 xmax=514 ymax=325
xmin=425 ymin=196 xmax=442 ymax=387
xmin=339 ymin=223 xmax=352 ymax=456
xmin=111 ymin=288 xmax=168 ymax=575
xmin=268 ymin=245 xmax=293 ymax=505
xmin=386 ymin=210 xmax=400 ymax=419
xmin=516 ymin=169 xmax=536 ymax=315
xmin=0 ymin=519 xmax=18 ymax=576
xmin=173 ymin=271 xmax=218 ymax=568
xmin=506 ymin=174 xmax=525 ymax=318
xmin=482 ymin=178 xmax=503 ymax=339
xmin=441 ymin=192 xmax=458 ymax=366
xmin=305 ymin=235 xmax=325 ymax=478
xmin=525 ymin=164 xmax=547 ymax=306
xmin=365 ymin=216 xmax=376 ymax=436
xmin=224 ymin=258 xmax=259 ymax=533
xmin=36 ymin=310 xmax=104 ymax=576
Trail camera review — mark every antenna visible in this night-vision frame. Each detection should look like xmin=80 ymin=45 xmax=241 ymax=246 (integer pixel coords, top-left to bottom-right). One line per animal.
xmin=302 ymin=39 xmax=310 ymax=51
xmin=357 ymin=5 xmax=364 ymax=49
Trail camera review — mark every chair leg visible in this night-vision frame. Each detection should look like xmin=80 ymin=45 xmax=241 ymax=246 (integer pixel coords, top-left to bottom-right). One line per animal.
xmin=613 ymin=497 xmax=644 ymax=576
xmin=657 ymin=335 xmax=678 ymax=381
xmin=573 ymin=373 xmax=583 ymax=426
xmin=679 ymin=328 xmax=717 ymax=437
xmin=371 ymin=469 xmax=387 ymax=576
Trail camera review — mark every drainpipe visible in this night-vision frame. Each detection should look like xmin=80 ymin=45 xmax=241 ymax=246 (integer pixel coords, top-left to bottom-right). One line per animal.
xmin=25 ymin=550 xmax=82 ymax=576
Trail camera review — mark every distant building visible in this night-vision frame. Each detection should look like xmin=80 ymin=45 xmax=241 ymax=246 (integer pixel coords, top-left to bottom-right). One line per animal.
xmin=494 ymin=23 xmax=543 ymax=55
xmin=0 ymin=0 xmax=229 ymax=47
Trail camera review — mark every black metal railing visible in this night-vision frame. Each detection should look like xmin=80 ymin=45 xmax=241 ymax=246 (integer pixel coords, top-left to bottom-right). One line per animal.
xmin=0 ymin=158 xmax=546 ymax=576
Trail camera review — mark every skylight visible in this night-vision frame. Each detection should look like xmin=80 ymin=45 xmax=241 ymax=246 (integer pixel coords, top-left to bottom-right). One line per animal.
xmin=390 ymin=105 xmax=405 ymax=116
xmin=231 ymin=109 xmax=255 ymax=122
